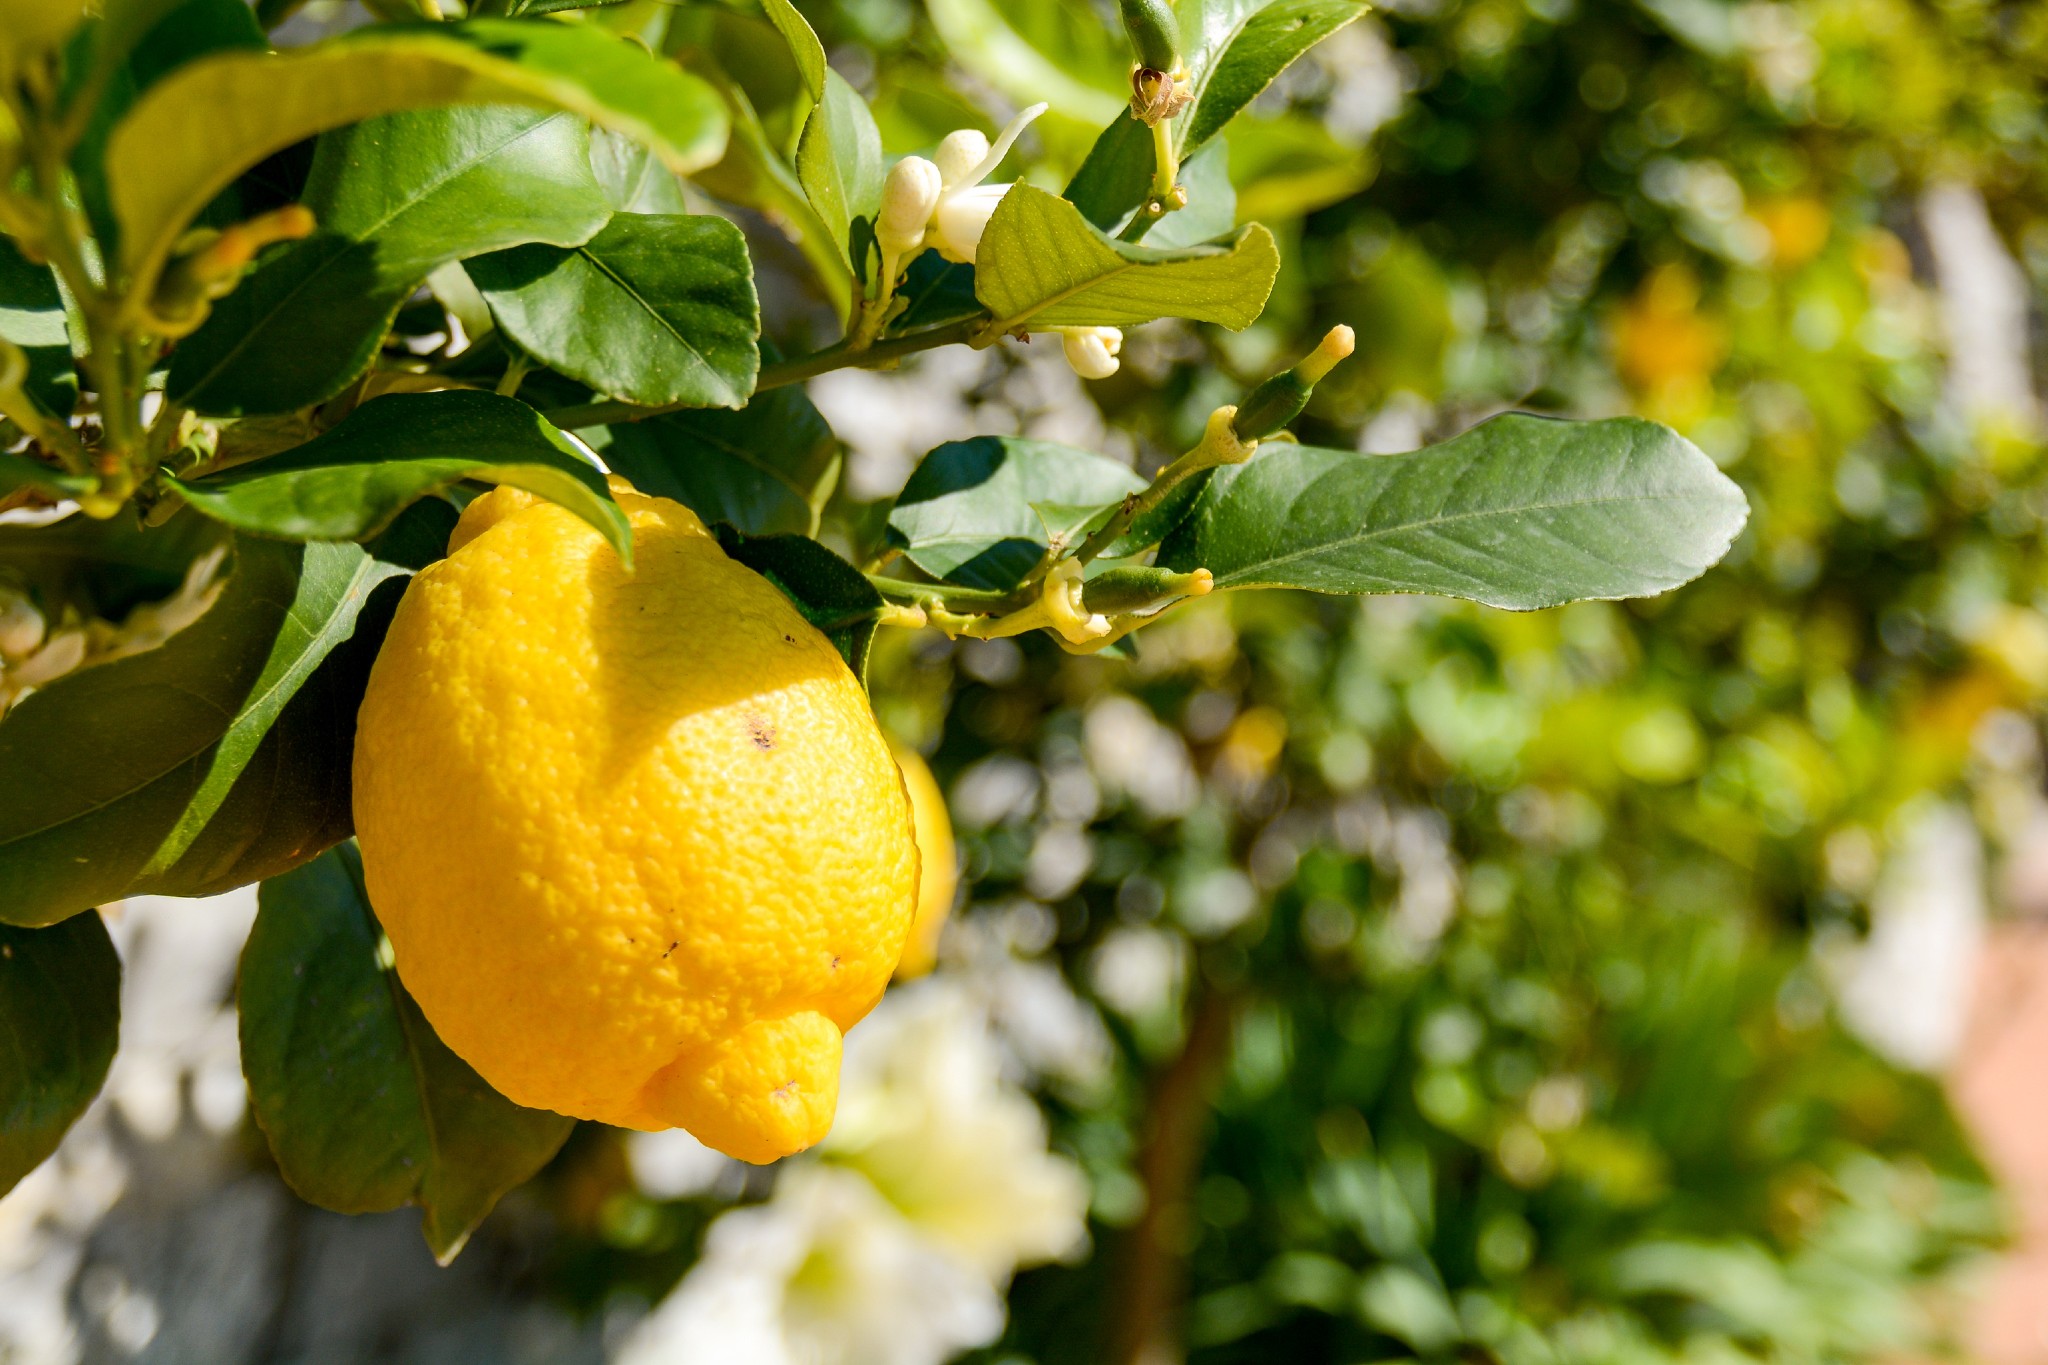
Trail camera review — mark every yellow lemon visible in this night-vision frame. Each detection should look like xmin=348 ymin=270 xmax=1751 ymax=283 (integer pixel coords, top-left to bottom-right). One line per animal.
xmin=891 ymin=746 xmax=957 ymax=979
xmin=352 ymin=482 xmax=917 ymax=1164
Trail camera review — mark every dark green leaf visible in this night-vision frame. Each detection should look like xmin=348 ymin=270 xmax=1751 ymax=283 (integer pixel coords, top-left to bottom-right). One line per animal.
xmin=171 ymin=390 xmax=631 ymax=565
xmin=712 ymin=525 xmax=884 ymax=678
xmin=155 ymin=573 xmax=400 ymax=902
xmin=795 ymin=69 xmax=885 ymax=269
xmin=108 ymin=17 xmax=729 ymax=289
xmin=240 ymin=843 xmax=573 ymax=1264
xmin=0 ymin=533 xmax=396 ymax=926
xmin=596 ymin=386 xmax=838 ymax=537
xmin=1063 ymin=116 xmax=1153 ymax=233
xmin=0 ymin=453 xmax=93 ymax=500
xmin=170 ymin=106 xmax=613 ymax=417
xmin=1065 ymin=0 xmax=1366 ymax=234
xmin=0 ymin=235 xmax=77 ymax=420
xmin=975 ymin=184 xmax=1279 ymax=332
xmin=139 ymin=542 xmax=405 ymax=878
xmin=466 ymin=214 xmax=760 ymax=410
xmin=1158 ymin=414 xmax=1752 ymax=608
xmin=1181 ymin=0 xmax=1369 ymax=152
xmin=0 ymin=912 xmax=119 ymax=1197
xmin=590 ymin=127 xmax=689 ymax=214
xmin=886 ymin=435 xmax=1146 ymax=591
xmin=890 ymin=253 xmax=982 ymax=333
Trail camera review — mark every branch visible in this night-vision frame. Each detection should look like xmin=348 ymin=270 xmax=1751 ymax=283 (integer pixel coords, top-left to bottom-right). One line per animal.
xmin=1107 ymin=979 xmax=1238 ymax=1365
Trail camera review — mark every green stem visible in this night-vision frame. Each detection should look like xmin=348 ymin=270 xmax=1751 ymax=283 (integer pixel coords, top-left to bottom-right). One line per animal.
xmin=544 ymin=316 xmax=984 ymax=430
xmin=1072 ymin=406 xmax=1254 ymax=566
xmin=865 ymin=574 xmax=1029 ymax=615
xmin=21 ymin=122 xmax=142 ymax=495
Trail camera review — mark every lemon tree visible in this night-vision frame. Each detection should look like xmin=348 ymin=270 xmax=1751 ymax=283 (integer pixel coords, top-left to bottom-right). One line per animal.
xmin=0 ymin=0 xmax=1745 ymax=1257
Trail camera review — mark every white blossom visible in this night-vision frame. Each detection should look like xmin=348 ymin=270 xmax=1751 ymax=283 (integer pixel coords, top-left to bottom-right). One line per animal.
xmin=614 ymin=1165 xmax=1003 ymax=1365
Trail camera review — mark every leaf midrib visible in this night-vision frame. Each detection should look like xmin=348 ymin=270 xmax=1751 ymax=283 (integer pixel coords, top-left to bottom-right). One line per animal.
xmin=577 ymin=244 xmax=743 ymax=406
xmin=1209 ymin=481 xmax=1734 ymax=584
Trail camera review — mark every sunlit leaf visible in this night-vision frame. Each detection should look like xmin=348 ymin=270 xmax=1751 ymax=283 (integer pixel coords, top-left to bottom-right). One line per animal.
xmin=1159 ymin=414 xmax=1751 ymax=608
xmin=107 ymin=18 xmax=728 ymax=288
xmin=887 ymin=435 xmax=1146 ymax=590
xmin=466 ymin=214 xmax=759 ymax=410
xmin=975 ymin=183 xmax=1278 ymax=332
xmin=170 ymin=106 xmax=613 ymax=416
xmin=171 ymin=390 xmax=630 ymax=564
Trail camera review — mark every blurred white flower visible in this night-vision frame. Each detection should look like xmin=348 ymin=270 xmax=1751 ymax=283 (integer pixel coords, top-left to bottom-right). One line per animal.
xmin=1084 ymin=694 xmax=1197 ymax=820
xmin=615 ymin=1165 xmax=1003 ymax=1365
xmin=616 ymin=982 xmax=1089 ymax=1365
xmin=628 ymin=1129 xmax=738 ymax=1201
xmin=1089 ymin=925 xmax=1187 ymax=1021
xmin=825 ymin=981 xmax=1090 ymax=1281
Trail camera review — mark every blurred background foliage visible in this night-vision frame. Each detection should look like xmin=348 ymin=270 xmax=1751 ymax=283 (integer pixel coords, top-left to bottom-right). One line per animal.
xmin=540 ymin=0 xmax=2048 ymax=1359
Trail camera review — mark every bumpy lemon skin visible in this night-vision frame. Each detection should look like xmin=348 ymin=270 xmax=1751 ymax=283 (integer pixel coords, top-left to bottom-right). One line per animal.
xmin=352 ymin=483 xmax=918 ymax=1164
xmin=891 ymin=746 xmax=958 ymax=979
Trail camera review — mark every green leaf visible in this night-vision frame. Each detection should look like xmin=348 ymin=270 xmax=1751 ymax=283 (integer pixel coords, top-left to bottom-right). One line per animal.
xmin=240 ymin=843 xmax=573 ymax=1264
xmin=712 ymin=525 xmax=885 ymax=679
xmin=595 ymin=386 xmax=838 ymax=537
xmin=891 ymin=253 xmax=981 ymax=333
xmin=975 ymin=183 xmax=1279 ymax=333
xmin=69 ymin=0 xmax=269 ymax=252
xmin=0 ymin=912 xmax=120 ymax=1197
xmin=0 ymin=236 xmax=77 ymax=420
xmin=171 ymin=390 xmax=631 ymax=565
xmin=0 ymin=453 xmax=91 ymax=499
xmin=465 ymin=214 xmax=760 ymax=410
xmin=1230 ymin=112 xmax=1378 ymax=223
xmin=590 ymin=127 xmax=689 ymax=214
xmin=758 ymin=0 xmax=827 ymax=105
xmin=1182 ymin=0 xmax=1368 ymax=151
xmin=886 ymin=435 xmax=1146 ymax=591
xmin=170 ymin=106 xmax=614 ymax=417
xmin=139 ymin=542 xmax=405 ymax=877
xmin=107 ymin=17 xmax=729 ymax=289
xmin=1158 ymin=414 xmax=1752 ymax=608
xmin=0 ymin=531 xmax=397 ymax=926
xmin=795 ymin=70 xmax=885 ymax=269
xmin=1065 ymin=0 xmax=1366 ymax=233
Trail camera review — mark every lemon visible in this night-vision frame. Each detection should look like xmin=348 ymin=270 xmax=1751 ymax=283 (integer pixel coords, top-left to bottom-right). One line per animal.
xmin=352 ymin=482 xmax=917 ymax=1164
xmin=891 ymin=747 xmax=957 ymax=979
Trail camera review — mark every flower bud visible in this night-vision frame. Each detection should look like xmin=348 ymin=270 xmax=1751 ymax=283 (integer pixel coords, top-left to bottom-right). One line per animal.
xmin=1057 ymin=327 xmax=1123 ymax=380
xmin=1121 ymin=0 xmax=1182 ymax=73
xmin=876 ymin=155 xmax=943 ymax=257
xmin=0 ymin=589 xmax=46 ymax=662
xmin=934 ymin=129 xmax=991 ymax=189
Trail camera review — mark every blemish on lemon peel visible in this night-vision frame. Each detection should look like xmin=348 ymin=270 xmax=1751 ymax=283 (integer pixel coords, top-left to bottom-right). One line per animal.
xmin=352 ymin=480 xmax=918 ymax=1163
